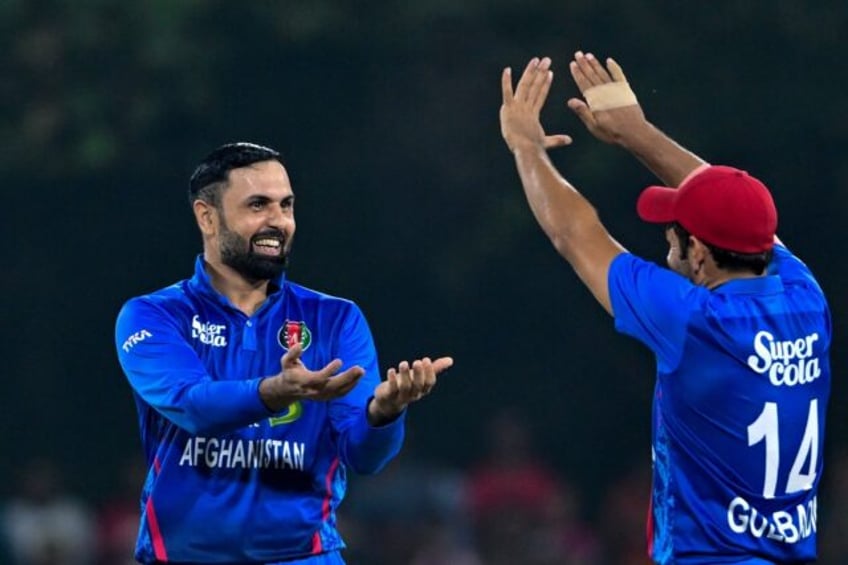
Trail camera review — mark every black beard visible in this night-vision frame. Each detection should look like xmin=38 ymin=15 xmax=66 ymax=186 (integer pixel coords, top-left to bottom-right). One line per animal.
xmin=219 ymin=224 xmax=290 ymax=282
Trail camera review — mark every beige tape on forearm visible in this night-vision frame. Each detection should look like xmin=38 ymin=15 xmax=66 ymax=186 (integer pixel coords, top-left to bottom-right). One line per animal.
xmin=583 ymin=82 xmax=638 ymax=111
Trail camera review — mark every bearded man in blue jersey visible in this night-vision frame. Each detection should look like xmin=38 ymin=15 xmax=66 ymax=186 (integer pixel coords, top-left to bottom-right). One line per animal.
xmin=115 ymin=142 xmax=453 ymax=564
xmin=499 ymin=54 xmax=830 ymax=565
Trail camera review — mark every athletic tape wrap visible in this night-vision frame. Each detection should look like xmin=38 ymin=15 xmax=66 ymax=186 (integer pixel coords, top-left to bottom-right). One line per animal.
xmin=583 ymin=82 xmax=638 ymax=111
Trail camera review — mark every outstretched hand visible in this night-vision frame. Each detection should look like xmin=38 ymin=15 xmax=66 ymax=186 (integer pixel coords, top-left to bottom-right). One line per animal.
xmin=260 ymin=343 xmax=365 ymax=412
xmin=567 ymin=51 xmax=646 ymax=145
xmin=368 ymin=356 xmax=454 ymax=425
xmin=500 ymin=56 xmax=572 ymax=153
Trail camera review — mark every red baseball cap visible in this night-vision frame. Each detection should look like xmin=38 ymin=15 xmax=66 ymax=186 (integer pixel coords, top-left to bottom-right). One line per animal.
xmin=636 ymin=165 xmax=778 ymax=253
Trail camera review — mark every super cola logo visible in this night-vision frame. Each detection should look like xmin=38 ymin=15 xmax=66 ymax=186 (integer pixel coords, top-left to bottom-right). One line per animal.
xmin=747 ymin=330 xmax=821 ymax=386
xmin=192 ymin=315 xmax=228 ymax=347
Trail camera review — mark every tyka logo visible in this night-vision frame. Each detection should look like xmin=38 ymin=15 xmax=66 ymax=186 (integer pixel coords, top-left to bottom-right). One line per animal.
xmin=191 ymin=315 xmax=228 ymax=347
xmin=122 ymin=329 xmax=152 ymax=352
xmin=278 ymin=320 xmax=312 ymax=351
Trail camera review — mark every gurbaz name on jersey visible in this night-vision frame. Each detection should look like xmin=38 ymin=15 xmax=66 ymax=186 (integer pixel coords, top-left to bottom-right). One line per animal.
xmin=727 ymin=496 xmax=817 ymax=544
xmin=179 ymin=437 xmax=306 ymax=471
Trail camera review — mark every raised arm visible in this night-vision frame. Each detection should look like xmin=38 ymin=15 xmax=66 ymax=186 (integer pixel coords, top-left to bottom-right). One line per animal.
xmin=500 ymin=57 xmax=626 ymax=314
xmin=567 ymin=51 xmax=705 ymax=187
xmin=567 ymin=51 xmax=787 ymax=247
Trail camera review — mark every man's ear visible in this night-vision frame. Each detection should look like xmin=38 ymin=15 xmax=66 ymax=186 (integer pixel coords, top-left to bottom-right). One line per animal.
xmin=688 ymin=236 xmax=711 ymax=268
xmin=193 ymin=200 xmax=218 ymax=236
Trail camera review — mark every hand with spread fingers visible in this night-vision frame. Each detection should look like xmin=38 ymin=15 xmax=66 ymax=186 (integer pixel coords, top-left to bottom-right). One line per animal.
xmin=567 ymin=51 xmax=647 ymax=145
xmin=260 ymin=343 xmax=366 ymax=411
xmin=496 ymin=47 xmax=831 ymax=565
xmin=115 ymin=140 xmax=456 ymax=563
xmin=368 ymin=356 xmax=454 ymax=425
xmin=500 ymin=56 xmax=572 ymax=153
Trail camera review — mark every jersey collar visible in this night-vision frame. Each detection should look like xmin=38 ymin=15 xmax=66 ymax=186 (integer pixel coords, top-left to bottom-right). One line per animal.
xmin=188 ymin=255 xmax=287 ymax=303
xmin=712 ymin=274 xmax=784 ymax=295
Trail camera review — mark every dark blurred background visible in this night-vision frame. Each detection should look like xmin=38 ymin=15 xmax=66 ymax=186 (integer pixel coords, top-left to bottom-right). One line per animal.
xmin=2 ymin=1 xmax=847 ymax=564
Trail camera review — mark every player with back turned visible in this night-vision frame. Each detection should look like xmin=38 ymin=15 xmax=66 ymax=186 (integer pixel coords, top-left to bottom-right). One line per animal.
xmin=499 ymin=53 xmax=830 ymax=564
xmin=115 ymin=142 xmax=453 ymax=564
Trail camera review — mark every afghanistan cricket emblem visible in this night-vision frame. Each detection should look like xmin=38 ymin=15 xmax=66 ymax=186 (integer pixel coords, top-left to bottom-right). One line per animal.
xmin=278 ymin=320 xmax=312 ymax=351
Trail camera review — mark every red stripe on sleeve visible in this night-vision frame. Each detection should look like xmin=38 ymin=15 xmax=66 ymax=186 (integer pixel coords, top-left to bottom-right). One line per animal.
xmin=311 ymin=457 xmax=340 ymax=555
xmin=146 ymin=497 xmax=168 ymax=562
xmin=312 ymin=457 xmax=339 ymax=555
xmin=321 ymin=457 xmax=340 ymax=521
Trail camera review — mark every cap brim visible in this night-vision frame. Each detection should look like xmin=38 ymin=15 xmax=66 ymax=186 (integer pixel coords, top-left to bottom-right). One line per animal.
xmin=636 ymin=186 xmax=678 ymax=224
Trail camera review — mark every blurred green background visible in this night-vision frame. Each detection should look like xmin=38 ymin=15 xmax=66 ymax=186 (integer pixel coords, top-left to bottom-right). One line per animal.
xmin=2 ymin=0 xmax=846 ymax=561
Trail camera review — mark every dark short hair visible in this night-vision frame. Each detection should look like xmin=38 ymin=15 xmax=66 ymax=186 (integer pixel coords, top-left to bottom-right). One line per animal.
xmin=669 ymin=222 xmax=772 ymax=275
xmin=188 ymin=142 xmax=282 ymax=206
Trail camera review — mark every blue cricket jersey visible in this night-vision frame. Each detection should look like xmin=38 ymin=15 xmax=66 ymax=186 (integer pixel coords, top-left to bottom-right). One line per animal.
xmin=608 ymin=244 xmax=830 ymax=564
xmin=115 ymin=256 xmax=405 ymax=564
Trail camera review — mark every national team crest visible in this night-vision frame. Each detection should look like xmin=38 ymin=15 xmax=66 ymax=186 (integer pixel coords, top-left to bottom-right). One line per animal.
xmin=278 ymin=320 xmax=312 ymax=351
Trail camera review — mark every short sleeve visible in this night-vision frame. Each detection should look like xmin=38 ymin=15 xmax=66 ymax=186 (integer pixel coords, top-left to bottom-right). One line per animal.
xmin=607 ymin=253 xmax=704 ymax=372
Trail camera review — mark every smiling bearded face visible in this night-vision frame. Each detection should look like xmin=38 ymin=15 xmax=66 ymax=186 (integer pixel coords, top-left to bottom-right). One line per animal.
xmin=218 ymin=214 xmax=292 ymax=282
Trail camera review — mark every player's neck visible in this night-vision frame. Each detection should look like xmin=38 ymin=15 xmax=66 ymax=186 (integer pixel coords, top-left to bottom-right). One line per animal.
xmin=203 ymin=257 xmax=270 ymax=316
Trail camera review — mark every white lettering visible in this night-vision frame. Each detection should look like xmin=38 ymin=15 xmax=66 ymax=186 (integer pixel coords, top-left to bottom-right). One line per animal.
xmin=178 ymin=438 xmax=307 ymax=471
xmin=179 ymin=440 xmax=193 ymax=466
xmin=205 ymin=438 xmax=219 ymax=467
xmin=247 ymin=440 xmax=259 ymax=468
xmin=293 ymin=442 xmax=305 ymax=470
xmin=805 ymin=358 xmax=821 ymax=383
xmin=750 ymin=509 xmax=769 ymax=537
xmin=219 ymin=439 xmax=232 ymax=468
xmin=191 ymin=315 xmax=228 ymax=347
xmin=122 ymin=329 xmax=152 ymax=352
xmin=783 ymin=362 xmax=799 ymax=386
xmin=194 ymin=437 xmax=206 ymax=466
xmin=749 ymin=331 xmax=775 ymax=372
xmin=282 ymin=441 xmax=293 ymax=469
xmin=747 ymin=331 xmax=821 ymax=387
xmin=773 ymin=511 xmax=799 ymax=543
xmin=271 ymin=440 xmax=283 ymax=467
xmin=232 ymin=441 xmax=245 ymax=467
xmin=726 ymin=495 xmax=817 ymax=544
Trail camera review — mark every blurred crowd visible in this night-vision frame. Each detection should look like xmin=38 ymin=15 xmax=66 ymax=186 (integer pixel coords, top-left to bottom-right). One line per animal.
xmin=3 ymin=411 xmax=847 ymax=565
